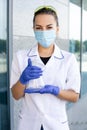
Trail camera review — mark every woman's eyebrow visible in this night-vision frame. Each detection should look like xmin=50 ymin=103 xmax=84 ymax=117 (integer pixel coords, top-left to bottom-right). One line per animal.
xmin=35 ymin=25 xmax=41 ymax=27
xmin=47 ymin=24 xmax=53 ymax=26
xmin=35 ymin=24 xmax=53 ymax=27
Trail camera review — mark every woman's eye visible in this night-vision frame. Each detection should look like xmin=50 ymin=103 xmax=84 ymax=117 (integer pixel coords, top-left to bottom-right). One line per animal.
xmin=47 ymin=27 xmax=53 ymax=29
xmin=36 ymin=28 xmax=41 ymax=30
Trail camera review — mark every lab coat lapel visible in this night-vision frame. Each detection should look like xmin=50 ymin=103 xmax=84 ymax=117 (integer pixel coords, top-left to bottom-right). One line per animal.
xmin=53 ymin=44 xmax=64 ymax=59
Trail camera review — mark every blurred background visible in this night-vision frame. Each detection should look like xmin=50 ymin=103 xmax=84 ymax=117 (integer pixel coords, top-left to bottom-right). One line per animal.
xmin=0 ymin=0 xmax=87 ymax=130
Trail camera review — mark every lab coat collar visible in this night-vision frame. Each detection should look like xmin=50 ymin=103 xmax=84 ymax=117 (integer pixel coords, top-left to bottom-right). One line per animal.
xmin=53 ymin=44 xmax=64 ymax=59
xmin=27 ymin=44 xmax=64 ymax=59
xmin=27 ymin=44 xmax=38 ymax=57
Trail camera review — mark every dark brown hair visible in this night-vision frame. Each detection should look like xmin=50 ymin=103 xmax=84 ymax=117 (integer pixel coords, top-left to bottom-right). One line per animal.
xmin=33 ymin=7 xmax=59 ymax=27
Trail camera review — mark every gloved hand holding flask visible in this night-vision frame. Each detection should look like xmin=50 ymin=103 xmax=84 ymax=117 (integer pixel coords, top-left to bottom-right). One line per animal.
xmin=19 ymin=58 xmax=43 ymax=85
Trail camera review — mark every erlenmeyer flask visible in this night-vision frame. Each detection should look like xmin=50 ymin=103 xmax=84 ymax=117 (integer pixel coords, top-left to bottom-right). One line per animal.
xmin=27 ymin=60 xmax=45 ymax=88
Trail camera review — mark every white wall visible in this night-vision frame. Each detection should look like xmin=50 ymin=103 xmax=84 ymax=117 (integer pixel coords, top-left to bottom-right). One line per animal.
xmin=13 ymin=0 xmax=69 ymax=39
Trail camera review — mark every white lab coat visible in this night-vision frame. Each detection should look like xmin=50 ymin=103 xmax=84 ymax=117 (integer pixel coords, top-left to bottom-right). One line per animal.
xmin=10 ymin=44 xmax=80 ymax=130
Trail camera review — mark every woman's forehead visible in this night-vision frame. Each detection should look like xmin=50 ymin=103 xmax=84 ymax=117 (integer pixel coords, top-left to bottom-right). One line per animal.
xmin=34 ymin=14 xmax=56 ymax=25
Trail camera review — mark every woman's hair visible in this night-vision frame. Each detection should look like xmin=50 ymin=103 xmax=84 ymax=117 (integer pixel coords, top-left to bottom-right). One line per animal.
xmin=33 ymin=6 xmax=59 ymax=27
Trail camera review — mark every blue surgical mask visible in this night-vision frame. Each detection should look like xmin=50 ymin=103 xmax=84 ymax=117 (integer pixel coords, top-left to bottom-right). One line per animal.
xmin=34 ymin=30 xmax=56 ymax=48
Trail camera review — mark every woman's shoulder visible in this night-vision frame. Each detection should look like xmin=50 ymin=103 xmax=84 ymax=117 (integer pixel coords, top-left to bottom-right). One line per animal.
xmin=16 ymin=49 xmax=29 ymax=56
xmin=61 ymin=49 xmax=76 ymax=61
xmin=15 ymin=45 xmax=37 ymax=57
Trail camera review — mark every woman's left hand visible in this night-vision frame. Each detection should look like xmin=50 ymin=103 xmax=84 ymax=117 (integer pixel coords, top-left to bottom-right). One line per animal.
xmin=24 ymin=85 xmax=60 ymax=96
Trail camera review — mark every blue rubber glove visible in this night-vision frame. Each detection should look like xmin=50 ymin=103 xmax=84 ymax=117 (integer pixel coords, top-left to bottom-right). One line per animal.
xmin=24 ymin=85 xmax=60 ymax=96
xmin=24 ymin=88 xmax=41 ymax=93
xmin=39 ymin=85 xmax=60 ymax=95
xmin=19 ymin=58 xmax=42 ymax=85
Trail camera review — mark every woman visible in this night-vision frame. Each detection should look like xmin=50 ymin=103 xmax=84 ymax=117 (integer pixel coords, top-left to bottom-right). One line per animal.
xmin=10 ymin=6 xmax=80 ymax=130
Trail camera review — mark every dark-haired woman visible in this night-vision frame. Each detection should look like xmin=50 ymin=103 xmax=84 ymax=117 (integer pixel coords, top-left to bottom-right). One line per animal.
xmin=10 ymin=6 xmax=80 ymax=130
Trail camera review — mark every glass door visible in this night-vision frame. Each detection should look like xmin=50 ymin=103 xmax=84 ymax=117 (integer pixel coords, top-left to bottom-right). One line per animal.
xmin=68 ymin=0 xmax=87 ymax=130
xmin=81 ymin=0 xmax=87 ymax=96
xmin=68 ymin=0 xmax=81 ymax=109
xmin=0 ymin=0 xmax=10 ymax=129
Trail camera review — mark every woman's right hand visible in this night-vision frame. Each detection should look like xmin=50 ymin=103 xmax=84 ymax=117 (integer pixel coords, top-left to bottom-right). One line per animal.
xmin=19 ymin=58 xmax=43 ymax=85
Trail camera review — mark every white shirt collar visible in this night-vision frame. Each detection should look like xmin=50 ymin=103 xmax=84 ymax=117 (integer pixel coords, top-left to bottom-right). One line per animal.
xmin=27 ymin=44 xmax=64 ymax=59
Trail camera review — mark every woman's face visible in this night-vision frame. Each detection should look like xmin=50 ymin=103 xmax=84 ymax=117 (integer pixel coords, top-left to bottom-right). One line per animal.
xmin=33 ymin=14 xmax=59 ymax=34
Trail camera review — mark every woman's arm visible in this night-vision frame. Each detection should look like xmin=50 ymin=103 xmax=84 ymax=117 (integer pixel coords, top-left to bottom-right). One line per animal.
xmin=11 ymin=58 xmax=43 ymax=100
xmin=11 ymin=81 xmax=25 ymax=100
xmin=58 ymin=89 xmax=79 ymax=102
